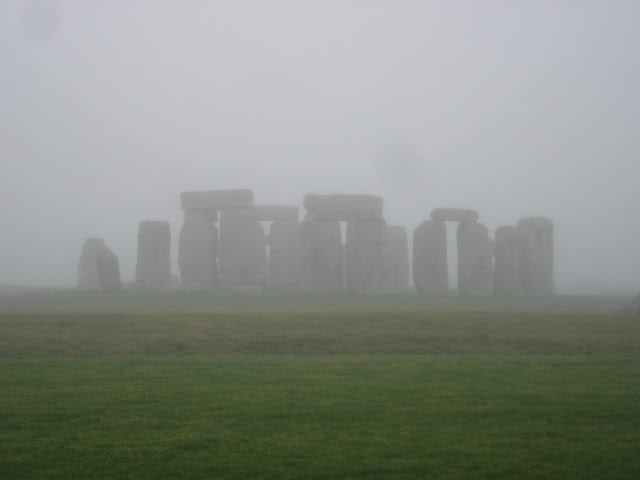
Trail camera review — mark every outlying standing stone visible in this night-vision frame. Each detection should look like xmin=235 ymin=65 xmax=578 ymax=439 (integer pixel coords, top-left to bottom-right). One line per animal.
xmin=78 ymin=237 xmax=105 ymax=291
xmin=96 ymin=246 xmax=122 ymax=292
xmin=78 ymin=237 xmax=121 ymax=292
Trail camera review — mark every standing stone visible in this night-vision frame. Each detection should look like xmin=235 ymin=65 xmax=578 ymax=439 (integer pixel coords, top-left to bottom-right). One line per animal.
xmin=253 ymin=221 xmax=268 ymax=286
xmin=457 ymin=222 xmax=493 ymax=296
xmin=494 ymin=225 xmax=523 ymax=297
xmin=136 ymin=221 xmax=171 ymax=290
xmin=298 ymin=220 xmax=343 ymax=294
xmin=78 ymin=238 xmax=105 ymax=291
xmin=388 ymin=226 xmax=410 ymax=293
xmin=413 ymin=220 xmax=448 ymax=296
xmin=268 ymin=221 xmax=301 ymax=292
xmin=96 ymin=246 xmax=121 ymax=292
xmin=178 ymin=211 xmax=218 ymax=290
xmin=218 ymin=208 xmax=254 ymax=287
xmin=518 ymin=217 xmax=554 ymax=296
xmin=346 ymin=218 xmax=394 ymax=295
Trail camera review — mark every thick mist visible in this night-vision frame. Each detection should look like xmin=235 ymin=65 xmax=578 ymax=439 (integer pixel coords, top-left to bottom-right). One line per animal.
xmin=1 ymin=1 xmax=639 ymax=294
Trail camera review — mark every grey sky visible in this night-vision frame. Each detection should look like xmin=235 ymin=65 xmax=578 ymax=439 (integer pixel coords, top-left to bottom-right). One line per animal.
xmin=1 ymin=0 xmax=639 ymax=293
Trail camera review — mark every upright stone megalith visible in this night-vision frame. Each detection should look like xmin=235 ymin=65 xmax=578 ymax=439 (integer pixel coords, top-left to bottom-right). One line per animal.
xmin=178 ymin=211 xmax=218 ymax=290
xmin=518 ymin=217 xmax=554 ymax=296
xmin=268 ymin=220 xmax=301 ymax=292
xmin=303 ymin=193 xmax=390 ymax=295
xmin=346 ymin=218 xmax=394 ymax=295
xmin=298 ymin=219 xmax=343 ymax=294
xmin=78 ymin=237 xmax=121 ymax=292
xmin=457 ymin=222 xmax=493 ymax=296
xmin=388 ymin=226 xmax=410 ymax=293
xmin=78 ymin=237 xmax=105 ymax=291
xmin=218 ymin=208 xmax=254 ymax=287
xmin=96 ymin=246 xmax=121 ymax=292
xmin=413 ymin=220 xmax=448 ymax=296
xmin=179 ymin=189 xmax=256 ymax=289
xmin=494 ymin=225 xmax=523 ymax=297
xmin=136 ymin=221 xmax=171 ymax=289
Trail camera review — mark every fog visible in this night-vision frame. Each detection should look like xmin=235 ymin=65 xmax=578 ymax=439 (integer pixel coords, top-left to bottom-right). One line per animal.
xmin=1 ymin=0 xmax=639 ymax=294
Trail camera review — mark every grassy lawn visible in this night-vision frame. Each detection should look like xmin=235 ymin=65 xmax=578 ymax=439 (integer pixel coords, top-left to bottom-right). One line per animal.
xmin=1 ymin=355 xmax=639 ymax=479
xmin=0 ymin=298 xmax=638 ymax=479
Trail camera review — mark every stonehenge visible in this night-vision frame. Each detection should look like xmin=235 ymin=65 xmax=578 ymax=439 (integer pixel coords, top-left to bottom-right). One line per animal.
xmin=493 ymin=226 xmax=523 ymax=297
xmin=431 ymin=208 xmax=479 ymax=223
xmin=298 ymin=219 xmax=343 ymax=293
xmin=345 ymin=217 xmax=394 ymax=295
xmin=136 ymin=221 xmax=171 ymax=290
xmin=517 ymin=217 xmax=554 ymax=296
xmin=268 ymin=220 xmax=301 ymax=292
xmin=457 ymin=222 xmax=493 ymax=296
xmin=79 ymin=188 xmax=555 ymax=298
xmin=78 ymin=237 xmax=121 ymax=292
xmin=388 ymin=226 xmax=410 ymax=293
xmin=178 ymin=211 xmax=218 ymax=290
xmin=413 ymin=220 xmax=448 ymax=296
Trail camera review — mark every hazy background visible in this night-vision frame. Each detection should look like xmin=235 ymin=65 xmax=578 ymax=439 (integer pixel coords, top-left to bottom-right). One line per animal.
xmin=1 ymin=0 xmax=639 ymax=294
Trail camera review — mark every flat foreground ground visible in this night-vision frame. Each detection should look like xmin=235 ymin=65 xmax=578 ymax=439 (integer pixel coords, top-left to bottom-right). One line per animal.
xmin=0 ymin=295 xmax=638 ymax=479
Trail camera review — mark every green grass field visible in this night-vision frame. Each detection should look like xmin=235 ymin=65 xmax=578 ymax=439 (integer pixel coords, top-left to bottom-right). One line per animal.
xmin=1 ymin=293 xmax=639 ymax=479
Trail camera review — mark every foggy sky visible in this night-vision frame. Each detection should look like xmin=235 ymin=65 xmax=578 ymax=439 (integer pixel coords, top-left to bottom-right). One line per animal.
xmin=1 ymin=0 xmax=639 ymax=294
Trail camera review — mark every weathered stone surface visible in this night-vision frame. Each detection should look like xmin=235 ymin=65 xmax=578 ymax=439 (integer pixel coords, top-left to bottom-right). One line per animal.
xmin=96 ymin=246 xmax=121 ymax=292
xmin=413 ymin=220 xmax=448 ymax=296
xmin=252 ymin=205 xmax=299 ymax=222
xmin=180 ymin=189 xmax=254 ymax=212
xmin=268 ymin=221 xmax=300 ymax=292
xmin=218 ymin=208 xmax=253 ymax=287
xmin=493 ymin=225 xmax=523 ymax=297
xmin=178 ymin=211 xmax=218 ymax=289
xmin=388 ymin=226 xmax=410 ymax=293
xmin=457 ymin=222 xmax=493 ymax=296
xmin=78 ymin=238 xmax=105 ymax=291
xmin=303 ymin=194 xmax=383 ymax=214
xmin=431 ymin=208 xmax=479 ymax=223
xmin=298 ymin=220 xmax=343 ymax=294
xmin=618 ymin=293 xmax=640 ymax=314
xmin=518 ymin=217 xmax=554 ymax=296
xmin=305 ymin=206 xmax=382 ymax=221
xmin=253 ymin=221 xmax=268 ymax=286
xmin=136 ymin=221 xmax=172 ymax=289
xmin=345 ymin=218 xmax=395 ymax=295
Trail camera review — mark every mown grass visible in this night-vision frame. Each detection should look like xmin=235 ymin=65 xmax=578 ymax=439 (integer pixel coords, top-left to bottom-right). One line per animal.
xmin=1 ymin=355 xmax=639 ymax=479
xmin=1 ymin=303 xmax=639 ymax=479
